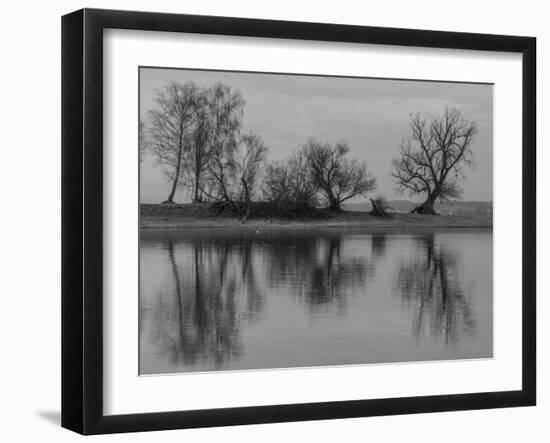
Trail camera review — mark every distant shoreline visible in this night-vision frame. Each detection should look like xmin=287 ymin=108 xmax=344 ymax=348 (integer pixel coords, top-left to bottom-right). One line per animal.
xmin=140 ymin=203 xmax=492 ymax=230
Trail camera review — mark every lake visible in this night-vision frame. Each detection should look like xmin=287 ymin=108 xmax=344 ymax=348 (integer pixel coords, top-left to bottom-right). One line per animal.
xmin=139 ymin=228 xmax=492 ymax=375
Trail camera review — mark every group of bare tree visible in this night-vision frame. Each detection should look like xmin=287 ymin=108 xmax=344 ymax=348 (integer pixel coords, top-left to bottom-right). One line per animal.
xmin=262 ymin=139 xmax=377 ymax=211
xmin=145 ymin=81 xmax=268 ymax=217
xmin=142 ymin=80 xmax=478 ymax=216
xmin=142 ymin=81 xmax=378 ymax=216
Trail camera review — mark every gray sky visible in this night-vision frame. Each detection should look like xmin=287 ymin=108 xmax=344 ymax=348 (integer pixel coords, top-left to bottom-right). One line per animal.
xmin=139 ymin=67 xmax=493 ymax=203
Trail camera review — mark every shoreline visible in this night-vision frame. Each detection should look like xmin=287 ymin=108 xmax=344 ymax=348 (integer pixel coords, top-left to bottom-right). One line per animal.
xmin=139 ymin=203 xmax=492 ymax=230
xmin=140 ymin=213 xmax=492 ymax=231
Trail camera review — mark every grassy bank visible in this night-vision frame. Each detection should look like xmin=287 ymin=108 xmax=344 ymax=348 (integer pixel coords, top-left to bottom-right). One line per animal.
xmin=140 ymin=203 xmax=492 ymax=229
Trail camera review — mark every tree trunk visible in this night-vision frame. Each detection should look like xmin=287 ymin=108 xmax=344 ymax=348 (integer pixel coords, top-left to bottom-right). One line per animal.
xmin=240 ymin=178 xmax=251 ymax=223
xmin=370 ymin=198 xmax=389 ymax=218
xmin=164 ymin=182 xmax=176 ymax=203
xmin=165 ymin=149 xmax=183 ymax=204
xmin=165 ymin=174 xmax=179 ymax=204
xmin=329 ymin=200 xmax=341 ymax=211
xmin=193 ymin=176 xmax=201 ymax=202
xmin=192 ymin=160 xmax=202 ymax=202
xmin=412 ymin=195 xmax=437 ymax=214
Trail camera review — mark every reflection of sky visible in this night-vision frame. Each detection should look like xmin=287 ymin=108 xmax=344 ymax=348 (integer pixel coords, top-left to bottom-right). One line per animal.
xmin=140 ymin=68 xmax=493 ymax=203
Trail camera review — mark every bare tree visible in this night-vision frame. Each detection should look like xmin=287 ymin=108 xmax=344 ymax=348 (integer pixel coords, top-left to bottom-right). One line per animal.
xmin=263 ymin=149 xmax=318 ymax=206
xmin=138 ymin=119 xmax=147 ymax=165
xmin=234 ymin=132 xmax=269 ymax=221
xmin=262 ymin=161 xmax=288 ymax=202
xmin=187 ymin=89 xmax=211 ymax=202
xmin=391 ymin=107 xmax=478 ymax=214
xmin=303 ymin=139 xmax=377 ymax=211
xmin=203 ymin=83 xmax=245 ymax=203
xmin=149 ymin=81 xmax=197 ymax=204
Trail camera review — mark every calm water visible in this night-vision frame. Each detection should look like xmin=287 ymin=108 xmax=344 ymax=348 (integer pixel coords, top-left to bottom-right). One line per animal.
xmin=139 ymin=228 xmax=492 ymax=375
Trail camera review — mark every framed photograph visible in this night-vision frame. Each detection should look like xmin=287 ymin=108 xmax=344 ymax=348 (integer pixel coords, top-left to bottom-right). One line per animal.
xmin=62 ymin=8 xmax=536 ymax=435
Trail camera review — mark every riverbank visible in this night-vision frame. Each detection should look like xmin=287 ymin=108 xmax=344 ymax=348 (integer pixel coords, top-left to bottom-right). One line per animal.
xmin=140 ymin=203 xmax=492 ymax=229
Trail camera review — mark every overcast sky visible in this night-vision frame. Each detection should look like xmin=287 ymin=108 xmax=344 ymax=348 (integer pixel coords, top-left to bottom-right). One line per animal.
xmin=139 ymin=67 xmax=493 ymax=203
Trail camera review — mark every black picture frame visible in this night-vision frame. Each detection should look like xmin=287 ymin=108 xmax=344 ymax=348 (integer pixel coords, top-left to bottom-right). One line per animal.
xmin=62 ymin=8 xmax=536 ymax=435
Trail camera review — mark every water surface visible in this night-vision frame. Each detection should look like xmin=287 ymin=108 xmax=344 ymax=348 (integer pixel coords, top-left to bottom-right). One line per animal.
xmin=139 ymin=228 xmax=492 ymax=374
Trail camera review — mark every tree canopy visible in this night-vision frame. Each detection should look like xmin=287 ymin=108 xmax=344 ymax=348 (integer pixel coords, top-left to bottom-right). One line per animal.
xmin=303 ymin=139 xmax=377 ymax=211
xmin=148 ymin=81 xmax=198 ymax=204
xmin=391 ymin=107 xmax=477 ymax=214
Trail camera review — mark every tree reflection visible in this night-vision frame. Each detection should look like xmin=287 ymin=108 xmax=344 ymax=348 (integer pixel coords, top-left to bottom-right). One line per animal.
xmin=149 ymin=236 xmax=264 ymax=369
xmin=371 ymin=234 xmax=387 ymax=259
xmin=264 ymin=231 xmax=377 ymax=313
xmin=397 ymin=234 xmax=475 ymax=345
xmin=145 ymin=230 xmax=383 ymax=369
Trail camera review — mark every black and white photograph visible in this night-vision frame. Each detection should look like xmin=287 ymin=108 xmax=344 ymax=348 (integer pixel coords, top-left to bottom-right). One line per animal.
xmin=0 ymin=0 xmax=544 ymax=439
xmin=138 ymin=67 xmax=493 ymax=375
